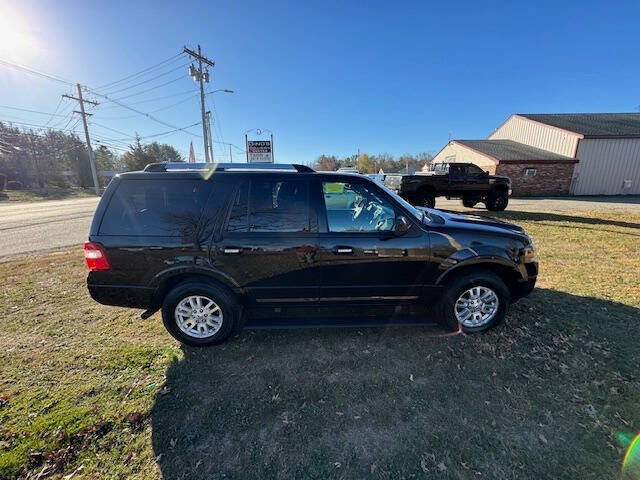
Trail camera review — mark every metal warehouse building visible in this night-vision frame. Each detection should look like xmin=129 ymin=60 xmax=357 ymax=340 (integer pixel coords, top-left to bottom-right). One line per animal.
xmin=428 ymin=113 xmax=640 ymax=196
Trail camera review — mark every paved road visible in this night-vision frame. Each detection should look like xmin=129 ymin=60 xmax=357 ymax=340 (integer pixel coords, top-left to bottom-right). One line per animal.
xmin=1 ymin=195 xmax=638 ymax=258
xmin=438 ymin=195 xmax=640 ymax=213
xmin=0 ymin=197 xmax=100 ymax=257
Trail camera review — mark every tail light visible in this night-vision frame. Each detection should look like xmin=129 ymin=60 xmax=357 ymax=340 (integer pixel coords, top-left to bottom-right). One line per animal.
xmin=84 ymin=242 xmax=110 ymax=271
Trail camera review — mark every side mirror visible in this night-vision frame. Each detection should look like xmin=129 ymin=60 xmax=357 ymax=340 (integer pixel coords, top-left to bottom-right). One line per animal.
xmin=394 ymin=215 xmax=411 ymax=236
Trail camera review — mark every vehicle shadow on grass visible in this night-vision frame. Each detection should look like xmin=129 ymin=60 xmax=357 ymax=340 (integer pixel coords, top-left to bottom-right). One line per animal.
xmin=150 ymin=289 xmax=639 ymax=480
xmin=461 ymin=208 xmax=640 ymax=232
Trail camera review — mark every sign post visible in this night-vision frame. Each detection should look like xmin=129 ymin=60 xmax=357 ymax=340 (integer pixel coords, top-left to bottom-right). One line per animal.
xmin=247 ymin=140 xmax=273 ymax=163
xmin=245 ymin=129 xmax=274 ymax=163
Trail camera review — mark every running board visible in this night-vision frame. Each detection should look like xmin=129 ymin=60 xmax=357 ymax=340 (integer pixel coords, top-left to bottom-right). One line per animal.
xmin=243 ymin=315 xmax=441 ymax=330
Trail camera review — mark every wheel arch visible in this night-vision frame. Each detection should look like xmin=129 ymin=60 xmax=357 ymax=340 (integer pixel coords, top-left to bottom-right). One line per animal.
xmin=149 ymin=267 xmax=242 ymax=310
xmin=417 ymin=184 xmax=437 ymax=196
xmin=436 ymin=259 xmax=524 ymax=297
xmin=491 ymin=183 xmax=509 ymax=194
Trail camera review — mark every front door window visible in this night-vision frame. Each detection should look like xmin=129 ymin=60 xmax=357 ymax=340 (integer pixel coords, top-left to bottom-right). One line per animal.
xmin=322 ymin=181 xmax=395 ymax=232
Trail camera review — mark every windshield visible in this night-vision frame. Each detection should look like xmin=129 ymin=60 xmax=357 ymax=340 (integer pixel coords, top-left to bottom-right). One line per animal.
xmin=377 ymin=181 xmax=427 ymax=222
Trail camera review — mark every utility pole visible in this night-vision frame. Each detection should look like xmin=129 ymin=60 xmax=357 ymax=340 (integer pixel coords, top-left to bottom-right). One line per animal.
xmin=229 ymin=144 xmax=233 ymax=163
xmin=205 ymin=110 xmax=214 ymax=162
xmin=270 ymin=133 xmax=274 ymax=163
xmin=27 ymin=134 xmax=44 ymax=189
xmin=63 ymin=84 xmax=99 ymax=195
xmin=184 ymin=45 xmax=215 ymax=163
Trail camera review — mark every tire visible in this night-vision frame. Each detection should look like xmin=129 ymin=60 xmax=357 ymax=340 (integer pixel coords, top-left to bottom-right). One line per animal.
xmin=462 ymin=198 xmax=478 ymax=208
xmin=419 ymin=192 xmax=436 ymax=208
xmin=436 ymin=269 xmax=510 ymax=333
xmin=161 ymin=280 xmax=241 ymax=347
xmin=485 ymin=191 xmax=508 ymax=211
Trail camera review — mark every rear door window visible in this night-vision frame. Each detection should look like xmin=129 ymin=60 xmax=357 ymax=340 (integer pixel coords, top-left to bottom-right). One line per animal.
xmin=225 ymin=177 xmax=315 ymax=233
xmin=450 ymin=164 xmax=466 ymax=177
xmin=99 ymin=179 xmax=212 ymax=236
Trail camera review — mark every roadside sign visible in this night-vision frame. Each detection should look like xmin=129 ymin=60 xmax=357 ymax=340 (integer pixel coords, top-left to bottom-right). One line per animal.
xmin=247 ymin=140 xmax=273 ymax=163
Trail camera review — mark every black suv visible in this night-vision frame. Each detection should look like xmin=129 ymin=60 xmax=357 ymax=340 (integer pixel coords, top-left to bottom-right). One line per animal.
xmin=85 ymin=162 xmax=537 ymax=346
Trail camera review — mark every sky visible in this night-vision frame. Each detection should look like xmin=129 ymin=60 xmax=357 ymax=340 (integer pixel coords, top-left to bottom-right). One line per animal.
xmin=1 ymin=0 xmax=639 ymax=164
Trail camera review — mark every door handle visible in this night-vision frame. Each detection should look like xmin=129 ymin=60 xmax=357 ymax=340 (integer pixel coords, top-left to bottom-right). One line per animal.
xmin=335 ymin=247 xmax=353 ymax=254
xmin=223 ymin=247 xmax=242 ymax=254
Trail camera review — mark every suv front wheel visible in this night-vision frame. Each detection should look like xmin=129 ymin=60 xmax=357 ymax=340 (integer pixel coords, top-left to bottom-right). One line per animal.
xmin=437 ymin=270 xmax=510 ymax=333
xmin=161 ymin=280 xmax=241 ymax=346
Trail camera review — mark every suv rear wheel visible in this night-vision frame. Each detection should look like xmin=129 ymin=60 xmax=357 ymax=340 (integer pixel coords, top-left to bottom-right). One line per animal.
xmin=161 ymin=280 xmax=241 ymax=346
xmin=437 ymin=269 xmax=510 ymax=333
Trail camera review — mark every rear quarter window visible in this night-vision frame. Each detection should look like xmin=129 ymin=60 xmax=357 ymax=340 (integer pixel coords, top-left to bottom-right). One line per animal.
xmin=99 ymin=179 xmax=212 ymax=236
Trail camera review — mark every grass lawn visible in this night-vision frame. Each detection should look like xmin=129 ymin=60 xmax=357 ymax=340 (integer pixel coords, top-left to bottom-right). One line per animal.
xmin=0 ymin=188 xmax=96 ymax=203
xmin=0 ymin=208 xmax=639 ymax=479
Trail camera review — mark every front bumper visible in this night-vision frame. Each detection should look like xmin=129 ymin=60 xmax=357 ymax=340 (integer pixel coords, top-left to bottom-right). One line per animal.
xmin=512 ymin=276 xmax=537 ymax=300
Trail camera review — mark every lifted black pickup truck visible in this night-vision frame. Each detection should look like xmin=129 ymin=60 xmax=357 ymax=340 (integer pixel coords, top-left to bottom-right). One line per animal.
xmin=384 ymin=162 xmax=512 ymax=211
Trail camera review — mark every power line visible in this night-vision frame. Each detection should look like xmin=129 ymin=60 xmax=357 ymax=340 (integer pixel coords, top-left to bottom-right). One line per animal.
xmin=96 ymin=52 xmax=185 ymax=90
xmin=102 ymin=61 xmax=191 ymax=95
xmin=0 ymin=57 xmax=75 ymax=86
xmin=85 ymin=87 xmax=202 ymax=138
xmin=50 ymin=101 xmax=75 ymax=128
xmin=95 ymin=89 xmax=199 ymax=110
xmin=87 ymin=121 xmax=131 ymax=137
xmin=93 ymin=141 xmax=128 ymax=152
xmin=0 ymin=118 xmax=83 ymax=133
xmin=107 ymin=75 xmax=188 ymax=102
xmin=0 ymin=104 xmax=70 ymax=117
xmin=95 ymin=92 xmax=198 ymax=120
xmin=59 ymin=112 xmax=77 ymax=131
xmin=91 ymin=121 xmax=202 ymax=142
xmin=209 ymin=99 xmax=228 ymax=160
xmin=42 ymin=97 xmax=64 ymax=127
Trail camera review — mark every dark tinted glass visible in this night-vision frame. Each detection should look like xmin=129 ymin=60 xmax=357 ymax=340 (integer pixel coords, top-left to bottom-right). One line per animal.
xmin=468 ymin=164 xmax=484 ymax=175
xmin=227 ymin=182 xmax=249 ymax=232
xmin=450 ymin=164 xmax=466 ymax=176
xmin=199 ymin=179 xmax=236 ymax=242
xmin=249 ymin=178 xmax=311 ymax=232
xmin=99 ymin=179 xmax=212 ymax=236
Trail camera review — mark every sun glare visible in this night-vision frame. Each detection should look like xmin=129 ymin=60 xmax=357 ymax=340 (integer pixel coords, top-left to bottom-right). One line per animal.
xmin=0 ymin=3 xmax=42 ymax=61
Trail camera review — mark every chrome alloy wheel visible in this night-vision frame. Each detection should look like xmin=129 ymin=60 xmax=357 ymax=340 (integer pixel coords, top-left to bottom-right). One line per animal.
xmin=454 ymin=286 xmax=499 ymax=327
xmin=174 ymin=295 xmax=223 ymax=338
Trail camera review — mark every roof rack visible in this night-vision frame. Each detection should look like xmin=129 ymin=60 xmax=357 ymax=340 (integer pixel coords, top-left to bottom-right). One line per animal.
xmin=143 ymin=162 xmax=314 ymax=173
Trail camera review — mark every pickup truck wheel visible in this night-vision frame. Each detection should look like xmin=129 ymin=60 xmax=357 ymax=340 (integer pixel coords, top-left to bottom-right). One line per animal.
xmin=486 ymin=192 xmax=509 ymax=211
xmin=437 ymin=270 xmax=510 ymax=333
xmin=161 ymin=281 xmax=240 ymax=347
xmin=462 ymin=198 xmax=478 ymax=208
xmin=421 ymin=194 xmax=436 ymax=208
